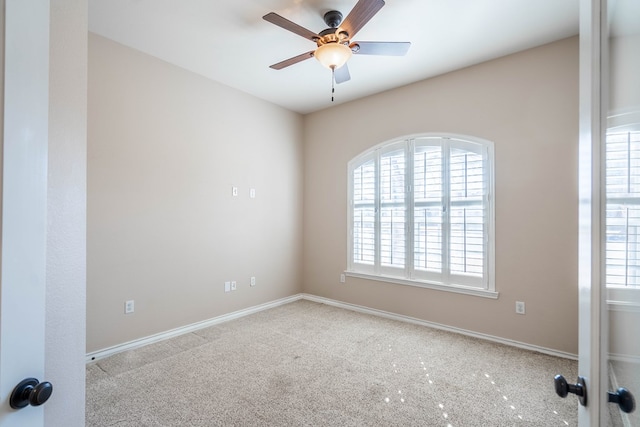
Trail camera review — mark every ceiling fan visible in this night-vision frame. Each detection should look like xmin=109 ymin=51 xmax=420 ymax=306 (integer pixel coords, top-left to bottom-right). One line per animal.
xmin=263 ymin=0 xmax=411 ymax=86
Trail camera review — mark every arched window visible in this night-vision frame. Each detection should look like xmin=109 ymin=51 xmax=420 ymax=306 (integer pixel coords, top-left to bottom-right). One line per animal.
xmin=347 ymin=134 xmax=496 ymax=297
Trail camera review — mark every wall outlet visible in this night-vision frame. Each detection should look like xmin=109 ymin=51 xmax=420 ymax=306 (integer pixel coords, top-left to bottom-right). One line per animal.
xmin=515 ymin=301 xmax=525 ymax=315
xmin=250 ymin=188 xmax=256 ymax=199
xmin=232 ymin=186 xmax=238 ymax=197
xmin=231 ymin=281 xmax=237 ymax=291
xmin=250 ymin=276 xmax=256 ymax=287
xmin=225 ymin=281 xmax=231 ymax=293
xmin=125 ymin=300 xmax=135 ymax=314
xmin=340 ymin=274 xmax=346 ymax=283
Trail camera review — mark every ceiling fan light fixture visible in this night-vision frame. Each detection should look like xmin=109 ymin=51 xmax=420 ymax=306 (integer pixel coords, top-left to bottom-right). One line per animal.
xmin=314 ymin=42 xmax=352 ymax=70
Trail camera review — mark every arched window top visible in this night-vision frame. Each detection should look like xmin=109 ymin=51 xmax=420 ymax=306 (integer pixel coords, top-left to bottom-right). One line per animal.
xmin=350 ymin=133 xmax=494 ymax=166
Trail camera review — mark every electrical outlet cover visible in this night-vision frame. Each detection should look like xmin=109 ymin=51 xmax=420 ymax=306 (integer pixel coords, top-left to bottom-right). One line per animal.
xmin=125 ymin=300 xmax=135 ymax=314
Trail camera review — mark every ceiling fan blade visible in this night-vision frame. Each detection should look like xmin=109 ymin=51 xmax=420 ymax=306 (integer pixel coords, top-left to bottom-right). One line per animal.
xmin=269 ymin=50 xmax=315 ymax=70
xmin=263 ymin=12 xmax=320 ymax=42
xmin=334 ymin=64 xmax=351 ymax=84
xmin=351 ymin=41 xmax=411 ymax=56
xmin=341 ymin=0 xmax=385 ymax=39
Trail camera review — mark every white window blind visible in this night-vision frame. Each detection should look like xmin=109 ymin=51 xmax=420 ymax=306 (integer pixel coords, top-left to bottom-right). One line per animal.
xmin=353 ymin=158 xmax=376 ymax=266
xmin=348 ymin=135 xmax=494 ymax=293
xmin=414 ymin=144 xmax=443 ymax=275
xmin=380 ymin=149 xmax=406 ymax=270
xmin=449 ymin=147 xmax=485 ymax=279
xmin=605 ymin=130 xmax=640 ymax=288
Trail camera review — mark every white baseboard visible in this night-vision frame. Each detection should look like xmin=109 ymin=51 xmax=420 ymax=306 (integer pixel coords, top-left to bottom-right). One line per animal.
xmin=609 ymin=352 xmax=640 ymax=364
xmin=86 ymin=294 xmax=303 ymax=363
xmin=300 ymin=294 xmax=578 ymax=361
xmin=86 ymin=292 xmax=577 ymax=363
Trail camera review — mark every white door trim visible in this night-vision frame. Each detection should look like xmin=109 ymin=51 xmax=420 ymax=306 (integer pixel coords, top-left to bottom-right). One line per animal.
xmin=578 ymin=0 xmax=606 ymax=425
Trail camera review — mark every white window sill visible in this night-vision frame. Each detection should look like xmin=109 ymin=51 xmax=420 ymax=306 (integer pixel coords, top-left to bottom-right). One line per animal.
xmin=607 ymin=286 xmax=640 ymax=312
xmin=344 ymin=271 xmax=499 ymax=299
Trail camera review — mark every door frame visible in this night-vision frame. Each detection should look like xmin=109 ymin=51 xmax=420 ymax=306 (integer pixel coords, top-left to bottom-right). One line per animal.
xmin=578 ymin=0 xmax=614 ymax=425
xmin=1 ymin=1 xmax=87 ymax=425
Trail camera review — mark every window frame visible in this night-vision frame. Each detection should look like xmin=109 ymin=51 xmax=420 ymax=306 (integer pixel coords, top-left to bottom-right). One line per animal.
xmin=603 ymin=115 xmax=640 ymax=307
xmin=346 ymin=133 xmax=497 ymax=299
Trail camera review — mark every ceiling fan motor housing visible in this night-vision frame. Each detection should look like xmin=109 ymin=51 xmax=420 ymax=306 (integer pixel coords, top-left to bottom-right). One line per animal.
xmin=318 ymin=11 xmax=350 ymax=47
xmin=323 ymin=10 xmax=343 ymax=28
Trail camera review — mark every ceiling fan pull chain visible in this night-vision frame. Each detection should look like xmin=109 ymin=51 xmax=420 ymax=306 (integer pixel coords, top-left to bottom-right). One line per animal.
xmin=331 ymin=66 xmax=335 ymax=102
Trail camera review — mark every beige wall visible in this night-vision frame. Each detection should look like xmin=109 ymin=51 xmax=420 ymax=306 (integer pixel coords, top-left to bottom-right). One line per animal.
xmin=303 ymin=37 xmax=579 ymax=354
xmin=87 ymin=34 xmax=304 ymax=352
xmin=88 ymin=35 xmax=579 ymax=356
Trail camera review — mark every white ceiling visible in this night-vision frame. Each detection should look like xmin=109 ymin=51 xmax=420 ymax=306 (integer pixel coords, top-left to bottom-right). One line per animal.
xmin=89 ymin=0 xmax=579 ymax=114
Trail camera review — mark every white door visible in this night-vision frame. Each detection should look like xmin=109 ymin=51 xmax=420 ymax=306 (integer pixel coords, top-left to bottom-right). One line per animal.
xmin=0 ymin=1 xmax=50 ymax=426
xmin=574 ymin=0 xmax=639 ymax=425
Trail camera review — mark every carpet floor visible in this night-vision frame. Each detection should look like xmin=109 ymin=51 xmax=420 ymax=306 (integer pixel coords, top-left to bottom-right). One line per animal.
xmin=87 ymin=300 xmax=578 ymax=426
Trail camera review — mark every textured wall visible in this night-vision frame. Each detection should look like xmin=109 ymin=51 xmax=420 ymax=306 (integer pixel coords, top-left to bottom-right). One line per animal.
xmin=46 ymin=1 xmax=88 ymax=425
xmin=87 ymin=34 xmax=304 ymax=352
xmin=303 ymin=37 xmax=579 ymax=355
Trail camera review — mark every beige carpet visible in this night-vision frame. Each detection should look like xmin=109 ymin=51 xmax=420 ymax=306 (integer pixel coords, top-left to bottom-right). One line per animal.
xmin=86 ymin=300 xmax=578 ymax=426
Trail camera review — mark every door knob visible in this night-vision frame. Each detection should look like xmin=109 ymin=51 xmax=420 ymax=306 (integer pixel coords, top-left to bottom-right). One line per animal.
xmin=9 ymin=378 xmax=53 ymax=409
xmin=554 ymin=374 xmax=587 ymax=406
xmin=608 ymin=387 xmax=636 ymax=414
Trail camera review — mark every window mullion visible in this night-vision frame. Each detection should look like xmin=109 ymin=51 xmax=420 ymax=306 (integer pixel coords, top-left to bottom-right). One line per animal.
xmin=442 ymin=139 xmax=451 ymax=284
xmin=406 ymin=139 xmax=415 ymax=279
xmin=483 ymin=146 xmax=490 ymax=288
xmin=374 ymin=151 xmax=381 ymax=274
